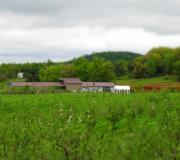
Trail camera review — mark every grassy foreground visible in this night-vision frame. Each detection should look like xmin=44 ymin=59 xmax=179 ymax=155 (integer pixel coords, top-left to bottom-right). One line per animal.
xmin=0 ymin=93 xmax=180 ymax=160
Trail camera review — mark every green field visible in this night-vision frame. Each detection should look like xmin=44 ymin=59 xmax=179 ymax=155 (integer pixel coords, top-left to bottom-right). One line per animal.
xmin=0 ymin=93 xmax=179 ymax=160
xmin=116 ymin=76 xmax=179 ymax=87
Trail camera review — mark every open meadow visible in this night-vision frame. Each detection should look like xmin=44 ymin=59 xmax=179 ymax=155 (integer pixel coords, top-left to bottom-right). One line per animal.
xmin=116 ymin=76 xmax=180 ymax=87
xmin=0 ymin=92 xmax=179 ymax=160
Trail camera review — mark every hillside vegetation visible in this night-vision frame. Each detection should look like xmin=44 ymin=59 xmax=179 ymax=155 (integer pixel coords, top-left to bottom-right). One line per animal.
xmin=70 ymin=51 xmax=141 ymax=63
xmin=0 ymin=93 xmax=179 ymax=159
xmin=0 ymin=47 xmax=179 ymax=83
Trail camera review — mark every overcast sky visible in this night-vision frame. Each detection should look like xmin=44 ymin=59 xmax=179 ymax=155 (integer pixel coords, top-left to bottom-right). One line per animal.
xmin=0 ymin=0 xmax=180 ymax=63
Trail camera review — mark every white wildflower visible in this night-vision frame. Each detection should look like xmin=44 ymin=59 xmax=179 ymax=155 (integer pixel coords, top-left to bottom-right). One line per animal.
xmin=67 ymin=115 xmax=73 ymax=123
xmin=78 ymin=117 xmax=82 ymax=122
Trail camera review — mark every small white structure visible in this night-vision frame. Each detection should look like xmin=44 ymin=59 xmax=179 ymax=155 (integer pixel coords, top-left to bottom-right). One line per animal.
xmin=114 ymin=85 xmax=130 ymax=93
xmin=17 ymin=72 xmax=24 ymax=79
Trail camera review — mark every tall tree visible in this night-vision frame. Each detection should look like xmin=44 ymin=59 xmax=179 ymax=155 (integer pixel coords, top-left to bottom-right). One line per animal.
xmin=39 ymin=64 xmax=77 ymax=82
xmin=174 ymin=61 xmax=180 ymax=81
xmin=89 ymin=57 xmax=115 ymax=82
xmin=114 ymin=60 xmax=129 ymax=77
xmin=74 ymin=57 xmax=91 ymax=81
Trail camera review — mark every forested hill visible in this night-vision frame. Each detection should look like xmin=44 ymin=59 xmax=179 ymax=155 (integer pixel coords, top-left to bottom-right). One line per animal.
xmin=0 ymin=47 xmax=179 ymax=83
xmin=69 ymin=51 xmax=141 ymax=63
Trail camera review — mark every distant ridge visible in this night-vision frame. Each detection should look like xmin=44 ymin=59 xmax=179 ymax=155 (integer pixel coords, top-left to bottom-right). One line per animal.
xmin=68 ymin=51 xmax=141 ymax=63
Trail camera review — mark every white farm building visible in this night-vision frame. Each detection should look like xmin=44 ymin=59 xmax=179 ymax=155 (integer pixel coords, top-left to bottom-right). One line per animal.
xmin=114 ymin=85 xmax=131 ymax=93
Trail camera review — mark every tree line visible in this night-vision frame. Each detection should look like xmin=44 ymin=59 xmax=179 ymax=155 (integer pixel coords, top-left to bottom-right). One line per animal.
xmin=0 ymin=47 xmax=180 ymax=82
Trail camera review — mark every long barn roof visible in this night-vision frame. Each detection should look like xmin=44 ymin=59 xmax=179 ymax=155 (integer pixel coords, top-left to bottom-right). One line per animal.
xmin=9 ymin=82 xmax=65 ymax=87
xmin=9 ymin=78 xmax=115 ymax=88
xmin=60 ymin=78 xmax=82 ymax=84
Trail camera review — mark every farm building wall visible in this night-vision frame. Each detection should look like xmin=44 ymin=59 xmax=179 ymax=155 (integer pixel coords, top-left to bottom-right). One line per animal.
xmin=82 ymin=86 xmax=114 ymax=92
xmin=65 ymin=83 xmax=82 ymax=91
xmin=110 ymin=87 xmax=115 ymax=92
xmin=85 ymin=87 xmax=103 ymax=92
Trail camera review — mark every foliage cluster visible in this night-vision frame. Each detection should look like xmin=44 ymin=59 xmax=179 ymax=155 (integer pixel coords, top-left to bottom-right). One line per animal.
xmin=78 ymin=51 xmax=140 ymax=62
xmin=0 ymin=47 xmax=180 ymax=82
xmin=132 ymin=47 xmax=180 ymax=79
xmin=0 ymin=93 xmax=179 ymax=160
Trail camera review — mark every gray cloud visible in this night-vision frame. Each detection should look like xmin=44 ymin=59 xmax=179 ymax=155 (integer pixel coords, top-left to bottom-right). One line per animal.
xmin=0 ymin=0 xmax=180 ymax=33
xmin=0 ymin=0 xmax=179 ymax=63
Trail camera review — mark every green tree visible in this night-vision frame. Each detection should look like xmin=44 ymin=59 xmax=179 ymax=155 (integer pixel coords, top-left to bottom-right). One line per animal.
xmin=114 ymin=60 xmax=129 ymax=77
xmin=146 ymin=47 xmax=175 ymax=74
xmin=174 ymin=47 xmax=180 ymax=61
xmin=21 ymin=63 xmax=44 ymax=82
xmin=173 ymin=60 xmax=180 ymax=81
xmin=74 ymin=57 xmax=91 ymax=81
xmin=132 ymin=57 xmax=146 ymax=78
xmin=89 ymin=57 xmax=115 ymax=82
xmin=132 ymin=47 xmax=177 ymax=78
xmin=60 ymin=64 xmax=77 ymax=78
xmin=39 ymin=65 xmax=61 ymax=82
xmin=144 ymin=53 xmax=161 ymax=76
xmin=39 ymin=64 xmax=77 ymax=82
